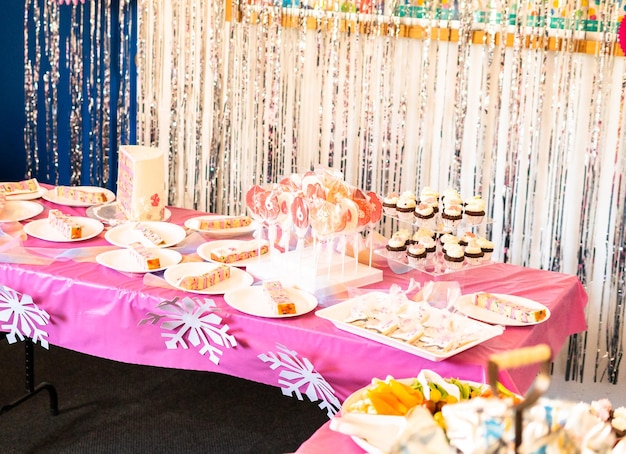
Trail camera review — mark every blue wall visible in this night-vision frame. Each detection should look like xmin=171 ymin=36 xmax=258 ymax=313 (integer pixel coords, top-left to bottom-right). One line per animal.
xmin=0 ymin=2 xmax=26 ymax=181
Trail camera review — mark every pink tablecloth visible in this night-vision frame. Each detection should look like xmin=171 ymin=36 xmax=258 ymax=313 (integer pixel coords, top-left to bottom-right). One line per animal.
xmin=0 ymin=197 xmax=587 ymax=412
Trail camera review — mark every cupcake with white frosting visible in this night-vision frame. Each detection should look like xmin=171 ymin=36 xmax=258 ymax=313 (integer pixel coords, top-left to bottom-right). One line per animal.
xmin=386 ymin=236 xmax=407 ymax=260
xmin=443 ymin=243 xmax=465 ymax=270
xmin=382 ymin=192 xmax=398 ymax=215
xmin=465 ymin=195 xmax=486 ymax=225
xmin=407 ymin=243 xmax=427 ymax=267
xmin=464 ymin=242 xmax=484 ymax=265
xmin=477 ymin=236 xmax=495 ymax=262
xmin=413 ymin=202 xmax=435 ymax=227
xmin=396 ymin=191 xmax=417 ymax=222
xmin=441 ymin=204 xmax=463 ymax=231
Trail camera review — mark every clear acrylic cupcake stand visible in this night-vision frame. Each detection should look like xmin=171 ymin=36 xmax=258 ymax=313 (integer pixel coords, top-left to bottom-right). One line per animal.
xmin=376 ymin=209 xmax=494 ymax=276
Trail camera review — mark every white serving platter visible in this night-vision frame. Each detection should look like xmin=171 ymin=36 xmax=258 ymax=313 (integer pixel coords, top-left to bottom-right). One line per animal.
xmin=316 ymin=292 xmax=504 ymax=362
xmin=224 ymin=285 xmax=318 ymax=318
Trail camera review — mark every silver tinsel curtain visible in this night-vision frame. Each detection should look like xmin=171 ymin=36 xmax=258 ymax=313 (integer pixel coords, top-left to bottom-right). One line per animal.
xmin=24 ymin=0 xmax=134 ymax=189
xmin=26 ymin=0 xmax=626 ymax=388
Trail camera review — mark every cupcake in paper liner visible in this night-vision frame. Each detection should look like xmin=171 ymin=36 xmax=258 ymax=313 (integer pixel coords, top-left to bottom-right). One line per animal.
xmin=477 ymin=236 xmax=494 ymax=262
xmin=443 ymin=243 xmax=465 ymax=270
xmin=418 ymin=236 xmax=437 ymax=257
xmin=458 ymin=231 xmax=477 ymax=248
xmin=465 ymin=195 xmax=486 ymax=225
xmin=386 ymin=236 xmax=407 ymax=261
xmin=441 ymin=188 xmax=462 ymax=207
xmin=413 ymin=202 xmax=435 ymax=227
xmin=464 ymin=242 xmax=484 ymax=265
xmin=383 ymin=192 xmax=399 ymax=215
xmin=396 ymin=191 xmax=417 ymax=222
xmin=412 ymin=227 xmax=436 ymax=243
xmin=441 ymin=204 xmax=463 ymax=231
xmin=407 ymin=243 xmax=427 ymax=268
xmin=393 ymin=228 xmax=412 ymax=246
xmin=440 ymin=233 xmax=460 ymax=254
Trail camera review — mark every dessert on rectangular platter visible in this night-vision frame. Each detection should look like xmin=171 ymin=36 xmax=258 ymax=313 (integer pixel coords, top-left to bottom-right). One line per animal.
xmin=116 ymin=145 xmax=166 ymax=221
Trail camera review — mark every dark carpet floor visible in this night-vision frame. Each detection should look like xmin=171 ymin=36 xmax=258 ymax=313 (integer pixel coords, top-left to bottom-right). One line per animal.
xmin=0 ymin=340 xmax=328 ymax=454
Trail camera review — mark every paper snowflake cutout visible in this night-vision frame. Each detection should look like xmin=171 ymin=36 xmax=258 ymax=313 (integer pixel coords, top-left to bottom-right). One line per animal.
xmin=140 ymin=296 xmax=236 ymax=365
xmin=259 ymin=343 xmax=341 ymax=418
xmin=0 ymin=285 xmax=50 ymax=348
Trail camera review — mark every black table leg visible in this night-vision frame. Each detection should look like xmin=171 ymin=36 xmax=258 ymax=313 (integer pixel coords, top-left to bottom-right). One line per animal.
xmin=0 ymin=337 xmax=59 ymax=416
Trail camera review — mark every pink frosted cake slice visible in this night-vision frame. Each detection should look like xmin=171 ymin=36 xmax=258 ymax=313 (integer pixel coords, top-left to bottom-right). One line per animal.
xmin=190 ymin=216 xmax=252 ymax=230
xmin=210 ymin=240 xmax=269 ymax=263
xmin=178 ymin=264 xmax=231 ymax=290
xmin=135 ymin=223 xmax=165 ymax=246
xmin=474 ymin=292 xmax=547 ymax=323
xmin=128 ymin=242 xmax=161 ymax=270
xmin=55 ymin=186 xmax=108 ymax=204
xmin=48 ymin=209 xmax=83 ymax=239
xmin=1 ymin=178 xmax=40 ymax=195
xmin=262 ymin=281 xmax=296 ymax=315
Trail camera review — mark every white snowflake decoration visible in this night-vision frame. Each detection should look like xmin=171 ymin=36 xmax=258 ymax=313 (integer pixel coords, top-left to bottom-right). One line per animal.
xmin=259 ymin=343 xmax=341 ymax=418
xmin=0 ymin=285 xmax=50 ymax=348
xmin=140 ymin=296 xmax=236 ymax=365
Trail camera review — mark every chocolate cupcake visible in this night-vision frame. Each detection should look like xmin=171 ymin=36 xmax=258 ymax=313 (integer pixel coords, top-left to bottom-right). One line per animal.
xmin=386 ymin=236 xmax=407 ymax=261
xmin=407 ymin=243 xmax=427 ymax=267
xmin=441 ymin=204 xmax=463 ymax=231
xmin=443 ymin=243 xmax=465 ymax=270
xmin=414 ymin=202 xmax=435 ymax=227
xmin=464 ymin=242 xmax=484 ymax=266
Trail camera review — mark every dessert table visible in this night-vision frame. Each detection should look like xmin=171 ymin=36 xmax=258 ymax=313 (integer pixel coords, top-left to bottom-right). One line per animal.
xmin=0 ymin=196 xmax=587 ymax=428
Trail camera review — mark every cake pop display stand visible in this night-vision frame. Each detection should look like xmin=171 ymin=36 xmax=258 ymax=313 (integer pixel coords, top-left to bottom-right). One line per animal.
xmin=246 ymin=246 xmax=383 ymax=299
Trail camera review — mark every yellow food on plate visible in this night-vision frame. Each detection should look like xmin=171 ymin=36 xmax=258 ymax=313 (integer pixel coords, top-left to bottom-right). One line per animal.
xmin=344 ymin=370 xmax=520 ymax=428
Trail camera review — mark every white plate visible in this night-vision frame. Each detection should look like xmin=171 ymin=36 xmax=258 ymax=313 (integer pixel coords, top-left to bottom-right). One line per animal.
xmin=454 ymin=293 xmax=551 ymax=326
xmin=43 ymin=186 xmax=116 ymax=207
xmin=23 ymin=216 xmax=104 ymax=242
xmin=315 ymin=292 xmax=504 ymax=362
xmin=0 ymin=201 xmax=44 ymax=222
xmin=96 ymin=248 xmax=183 ymax=274
xmin=184 ymin=215 xmax=258 ymax=238
xmin=105 ymin=221 xmax=187 ymax=248
xmin=86 ymin=201 xmax=172 ymax=226
xmin=224 ymin=285 xmax=318 ymax=318
xmin=197 ymin=239 xmax=271 ymax=266
xmin=6 ymin=186 xmax=48 ymax=201
xmin=163 ymin=262 xmax=254 ymax=295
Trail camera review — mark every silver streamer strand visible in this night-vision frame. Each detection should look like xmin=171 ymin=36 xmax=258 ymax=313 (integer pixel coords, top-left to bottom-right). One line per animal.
xmin=25 ymin=0 xmax=132 ymax=189
xmin=450 ymin=0 xmax=472 ymax=187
